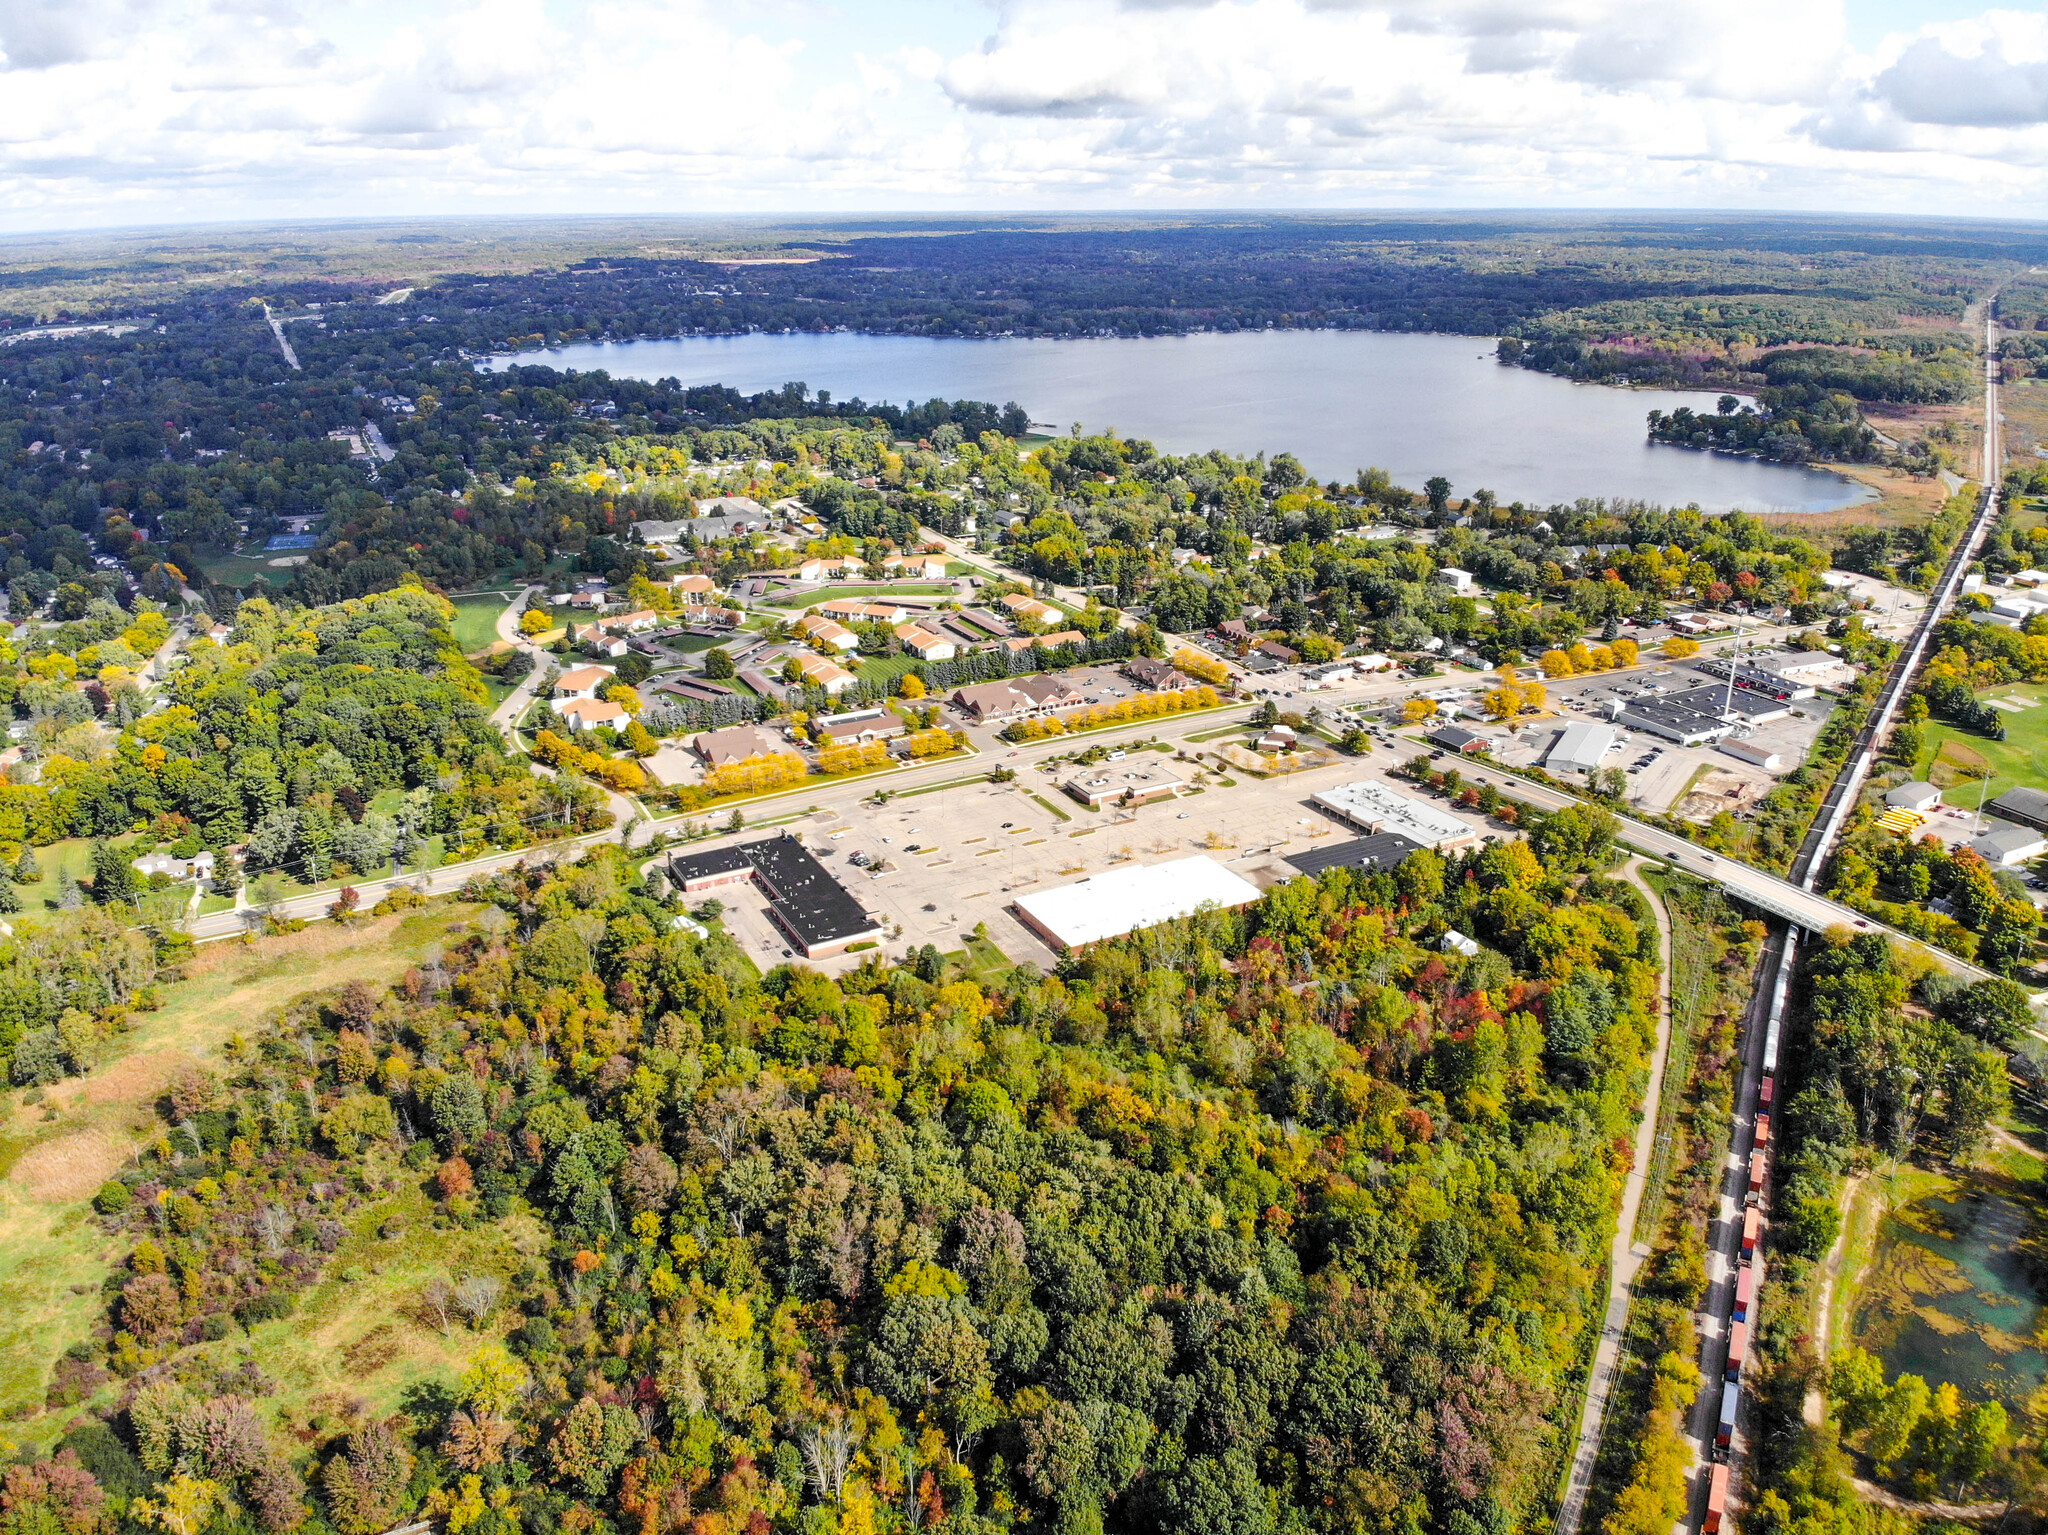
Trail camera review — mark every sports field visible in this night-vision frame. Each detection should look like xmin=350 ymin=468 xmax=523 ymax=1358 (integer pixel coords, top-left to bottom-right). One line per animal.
xmin=1918 ymin=682 xmax=2048 ymax=804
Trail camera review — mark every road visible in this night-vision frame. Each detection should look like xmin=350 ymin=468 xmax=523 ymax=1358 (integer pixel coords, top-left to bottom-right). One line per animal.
xmin=260 ymin=304 xmax=300 ymax=371
xmin=490 ymin=585 xmax=550 ymax=729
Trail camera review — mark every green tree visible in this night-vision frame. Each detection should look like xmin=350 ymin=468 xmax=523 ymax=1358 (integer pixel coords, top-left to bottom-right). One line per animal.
xmin=703 ymin=648 xmax=736 ymax=679
xmin=88 ymin=843 xmax=136 ymax=906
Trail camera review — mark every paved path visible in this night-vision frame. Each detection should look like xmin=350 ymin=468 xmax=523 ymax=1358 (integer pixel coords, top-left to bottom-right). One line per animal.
xmin=1554 ymin=859 xmax=1677 ymax=1535
xmin=489 ymin=585 xmax=549 ymax=731
xmin=260 ymin=304 xmax=300 ymax=370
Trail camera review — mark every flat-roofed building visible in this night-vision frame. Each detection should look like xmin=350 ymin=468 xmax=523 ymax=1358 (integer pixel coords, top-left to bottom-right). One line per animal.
xmin=1310 ymin=780 xmax=1477 ymax=850
xmin=1061 ymin=761 xmax=1184 ymax=808
xmin=1885 ymin=781 xmax=1943 ymax=812
xmin=667 ymin=834 xmax=882 ymax=958
xmin=1015 ymin=855 xmax=1263 ymax=950
xmin=1284 ymin=831 xmax=1427 ymax=877
xmin=1718 ymin=738 xmax=1786 ymax=771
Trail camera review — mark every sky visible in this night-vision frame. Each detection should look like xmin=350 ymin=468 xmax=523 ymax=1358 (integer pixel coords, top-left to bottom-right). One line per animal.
xmin=6 ymin=0 xmax=2048 ymax=231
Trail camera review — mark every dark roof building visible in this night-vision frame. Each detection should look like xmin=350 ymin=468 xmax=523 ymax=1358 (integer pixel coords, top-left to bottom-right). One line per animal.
xmin=1285 ymin=832 xmax=1429 ymax=877
xmin=1426 ymin=724 xmax=1488 ymax=754
xmin=1989 ymin=786 xmax=2048 ymax=831
xmin=666 ymin=835 xmax=882 ymax=959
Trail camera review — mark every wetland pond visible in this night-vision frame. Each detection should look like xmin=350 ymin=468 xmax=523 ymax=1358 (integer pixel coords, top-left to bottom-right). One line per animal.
xmin=1851 ymin=1178 xmax=2048 ymax=1406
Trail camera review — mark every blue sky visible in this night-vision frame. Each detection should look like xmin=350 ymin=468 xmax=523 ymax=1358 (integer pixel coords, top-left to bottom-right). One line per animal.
xmin=3 ymin=0 xmax=2048 ymax=231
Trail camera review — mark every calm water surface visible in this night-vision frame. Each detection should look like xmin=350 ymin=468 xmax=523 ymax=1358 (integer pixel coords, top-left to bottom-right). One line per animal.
xmin=487 ymin=330 xmax=1873 ymax=514
xmin=1852 ymin=1185 xmax=2047 ymax=1406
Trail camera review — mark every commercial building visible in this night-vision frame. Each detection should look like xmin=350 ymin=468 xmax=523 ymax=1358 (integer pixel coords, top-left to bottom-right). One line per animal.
xmin=692 ymin=723 xmax=800 ymax=769
xmin=950 ymin=676 xmax=1081 ymax=725
xmin=1717 ymin=738 xmax=1786 ymax=771
xmin=1284 ymin=831 xmax=1426 ymax=878
xmin=1126 ymin=657 xmax=1196 ymax=691
xmin=1988 ymin=787 xmax=2048 ymax=832
xmin=1972 ymin=822 xmax=2048 ymax=866
xmin=1436 ymin=567 xmax=1476 ymax=593
xmin=667 ymin=835 xmax=883 ymax=960
xmin=1662 ymin=684 xmax=1793 ymax=726
xmin=1427 ymin=724 xmax=1489 ymax=755
xmin=1885 ymin=781 xmax=1944 ymax=813
xmin=1014 ymin=855 xmax=1264 ymax=950
xmin=1752 ymin=650 xmax=1838 ymax=680
xmin=1546 ymin=721 xmax=1618 ymax=775
xmin=1310 ymin=780 xmax=1477 ymax=849
xmin=1613 ymin=697 xmax=1735 ymax=747
xmin=816 ymin=709 xmax=906 ymax=747
xmin=1060 ymin=762 xmax=1185 ymax=808
xmin=1693 ymin=656 xmax=1818 ymax=701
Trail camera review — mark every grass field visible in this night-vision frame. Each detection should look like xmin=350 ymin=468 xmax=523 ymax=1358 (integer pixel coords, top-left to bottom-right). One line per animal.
xmin=448 ymin=591 xmax=518 ymax=654
xmin=1918 ymin=683 xmax=2048 ymax=803
xmin=762 ymin=584 xmax=955 ymax=610
xmin=0 ymin=903 xmax=480 ymax=1436
xmin=854 ymin=654 xmax=924 ymax=687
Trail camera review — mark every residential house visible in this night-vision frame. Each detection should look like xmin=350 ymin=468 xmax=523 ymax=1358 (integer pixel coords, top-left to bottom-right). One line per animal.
xmin=1002 ymin=593 xmax=1063 ymax=625
xmin=692 ymin=723 xmax=800 ymax=769
xmin=1217 ymin=619 xmax=1252 ymax=644
xmin=558 ymin=698 xmax=627 ymax=732
xmin=896 ymin=625 xmax=956 ymax=662
xmin=604 ymin=609 xmax=661 ymax=634
xmin=793 ymin=556 xmax=864 ymax=582
xmin=551 ymin=664 xmax=616 ymax=704
xmin=793 ymin=653 xmax=856 ymax=694
xmin=671 ymin=575 xmax=719 ymax=604
xmin=1003 ymin=629 xmax=1085 ymax=653
xmin=794 ymin=614 xmax=860 ymax=652
xmin=819 ymin=597 xmax=912 ymax=625
xmin=883 ymin=553 xmax=949 ymax=579
xmin=581 ymin=631 xmax=631 ymax=659
xmin=134 ymin=849 xmax=216 ymax=882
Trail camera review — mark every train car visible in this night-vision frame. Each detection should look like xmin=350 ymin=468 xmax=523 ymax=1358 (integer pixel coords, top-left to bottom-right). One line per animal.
xmin=1758 ymin=1076 xmax=1775 ymax=1115
xmin=1747 ymin=1149 xmax=1768 ymax=1203
xmin=1716 ymin=1380 xmax=1740 ymax=1454
xmin=1734 ymin=1263 xmax=1756 ymax=1321
xmin=1726 ymin=1320 xmax=1749 ymax=1381
xmin=1742 ymin=1206 xmax=1762 ymax=1259
xmin=1754 ymin=1115 xmax=1771 ymax=1151
xmin=1705 ymin=1463 xmax=1731 ymax=1533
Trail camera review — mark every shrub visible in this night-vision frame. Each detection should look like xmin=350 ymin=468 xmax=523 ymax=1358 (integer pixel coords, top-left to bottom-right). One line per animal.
xmin=91 ymin=1182 xmax=131 ymax=1216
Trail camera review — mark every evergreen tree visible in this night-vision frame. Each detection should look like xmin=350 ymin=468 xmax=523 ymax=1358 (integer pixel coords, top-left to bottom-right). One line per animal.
xmin=89 ymin=842 xmax=138 ymax=906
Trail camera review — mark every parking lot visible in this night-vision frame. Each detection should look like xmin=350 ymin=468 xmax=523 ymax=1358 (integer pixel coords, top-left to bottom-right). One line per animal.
xmin=665 ymin=738 xmax=1495 ymax=976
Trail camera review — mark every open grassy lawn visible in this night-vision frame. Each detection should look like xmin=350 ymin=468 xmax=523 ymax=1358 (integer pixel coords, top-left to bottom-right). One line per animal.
xmin=0 ymin=902 xmax=480 ymax=1436
xmin=762 ymin=584 xmax=955 ymax=610
xmin=449 ymin=591 xmax=517 ymax=655
xmin=854 ymin=653 xmax=924 ymax=687
xmin=185 ymin=543 xmax=275 ymax=591
xmin=1918 ymin=682 xmax=2048 ymax=803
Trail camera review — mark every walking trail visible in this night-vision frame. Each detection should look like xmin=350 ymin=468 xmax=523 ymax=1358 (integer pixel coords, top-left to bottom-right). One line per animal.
xmin=1554 ymin=859 xmax=1677 ymax=1535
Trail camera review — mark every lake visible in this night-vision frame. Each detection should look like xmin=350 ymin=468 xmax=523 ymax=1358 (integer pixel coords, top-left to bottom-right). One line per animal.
xmin=485 ymin=330 xmax=1874 ymax=514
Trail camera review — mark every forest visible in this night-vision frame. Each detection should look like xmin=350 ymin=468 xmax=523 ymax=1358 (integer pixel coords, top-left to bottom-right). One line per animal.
xmin=0 ymin=801 xmax=1661 ymax=1535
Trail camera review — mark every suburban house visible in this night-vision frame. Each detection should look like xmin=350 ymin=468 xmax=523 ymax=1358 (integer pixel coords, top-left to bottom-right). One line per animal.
xmin=692 ymin=723 xmax=800 ymax=769
xmin=896 ymin=625 xmax=956 ymax=661
xmin=551 ymin=664 xmax=616 ymax=704
xmin=558 ymin=698 xmax=627 ymax=732
xmin=569 ymin=590 xmax=606 ymax=610
xmin=816 ymin=708 xmax=906 ymax=746
xmin=819 ymin=598 xmax=912 ymax=624
xmin=1125 ymin=657 xmax=1195 ymax=690
xmin=1002 ymin=593 xmax=1063 ymax=625
xmin=204 ymin=621 xmax=234 ymax=645
xmin=794 ymin=614 xmax=860 ymax=652
xmin=1003 ymin=629 xmax=1085 ymax=653
xmin=134 ymin=849 xmax=216 ymax=882
xmin=793 ymin=556 xmax=864 ymax=582
xmin=581 ymin=631 xmax=631 ymax=659
xmin=884 ymin=553 xmax=949 ymax=579
xmin=601 ymin=609 xmax=661 ymax=634
xmin=950 ymin=676 xmax=1081 ymax=725
xmin=1217 ymin=619 xmax=1252 ymax=644
xmin=671 ymin=575 xmax=719 ymax=604
xmin=792 ymin=653 xmax=856 ymax=693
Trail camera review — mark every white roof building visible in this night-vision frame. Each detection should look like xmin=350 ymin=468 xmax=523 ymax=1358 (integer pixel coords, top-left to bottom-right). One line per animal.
xmin=1546 ymin=721 xmax=1618 ymax=775
xmin=1436 ymin=567 xmax=1476 ymax=593
xmin=1753 ymin=650 xmax=1838 ymax=679
xmin=1884 ymin=781 xmax=1943 ymax=812
xmin=1972 ymin=823 xmax=2048 ymax=866
xmin=1014 ymin=856 xmax=1264 ymax=950
xmin=1309 ymin=780 xmax=1475 ymax=848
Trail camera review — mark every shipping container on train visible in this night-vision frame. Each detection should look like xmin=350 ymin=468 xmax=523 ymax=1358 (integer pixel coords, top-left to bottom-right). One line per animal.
xmin=1705 ymin=1463 xmax=1731 ymax=1533
xmin=1725 ymin=1319 xmax=1749 ymax=1382
xmin=1716 ymin=1380 xmax=1740 ymax=1454
xmin=1742 ymin=1205 xmax=1762 ymax=1258
xmin=1734 ymin=1263 xmax=1756 ymax=1321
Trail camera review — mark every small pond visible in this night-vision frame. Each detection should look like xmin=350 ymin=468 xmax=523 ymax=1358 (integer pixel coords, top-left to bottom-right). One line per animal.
xmin=1851 ymin=1181 xmax=2048 ymax=1406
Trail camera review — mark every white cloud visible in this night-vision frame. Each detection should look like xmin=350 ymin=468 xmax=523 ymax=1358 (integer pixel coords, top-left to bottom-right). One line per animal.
xmin=3 ymin=0 xmax=2048 ymax=229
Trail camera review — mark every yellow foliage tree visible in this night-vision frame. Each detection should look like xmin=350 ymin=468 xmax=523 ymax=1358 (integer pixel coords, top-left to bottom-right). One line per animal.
xmin=519 ymin=608 xmax=552 ymax=637
xmin=700 ymin=753 xmax=809 ymax=799
xmin=898 ymin=672 xmax=926 ymax=699
xmin=1612 ymin=636 xmax=1639 ymax=667
xmin=1539 ymin=649 xmax=1576 ymax=679
xmin=819 ymin=741 xmax=890 ymax=776
xmin=1402 ymin=698 xmax=1438 ymax=723
xmin=1170 ymin=648 xmax=1230 ymax=686
xmin=1664 ymin=637 xmax=1699 ymax=659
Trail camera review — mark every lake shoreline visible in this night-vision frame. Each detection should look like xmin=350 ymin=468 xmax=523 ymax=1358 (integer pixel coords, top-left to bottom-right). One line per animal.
xmin=481 ymin=329 xmax=1873 ymax=515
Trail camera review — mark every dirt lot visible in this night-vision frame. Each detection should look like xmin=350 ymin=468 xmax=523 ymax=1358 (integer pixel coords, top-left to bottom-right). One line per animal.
xmin=665 ymin=741 xmax=1494 ymax=975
